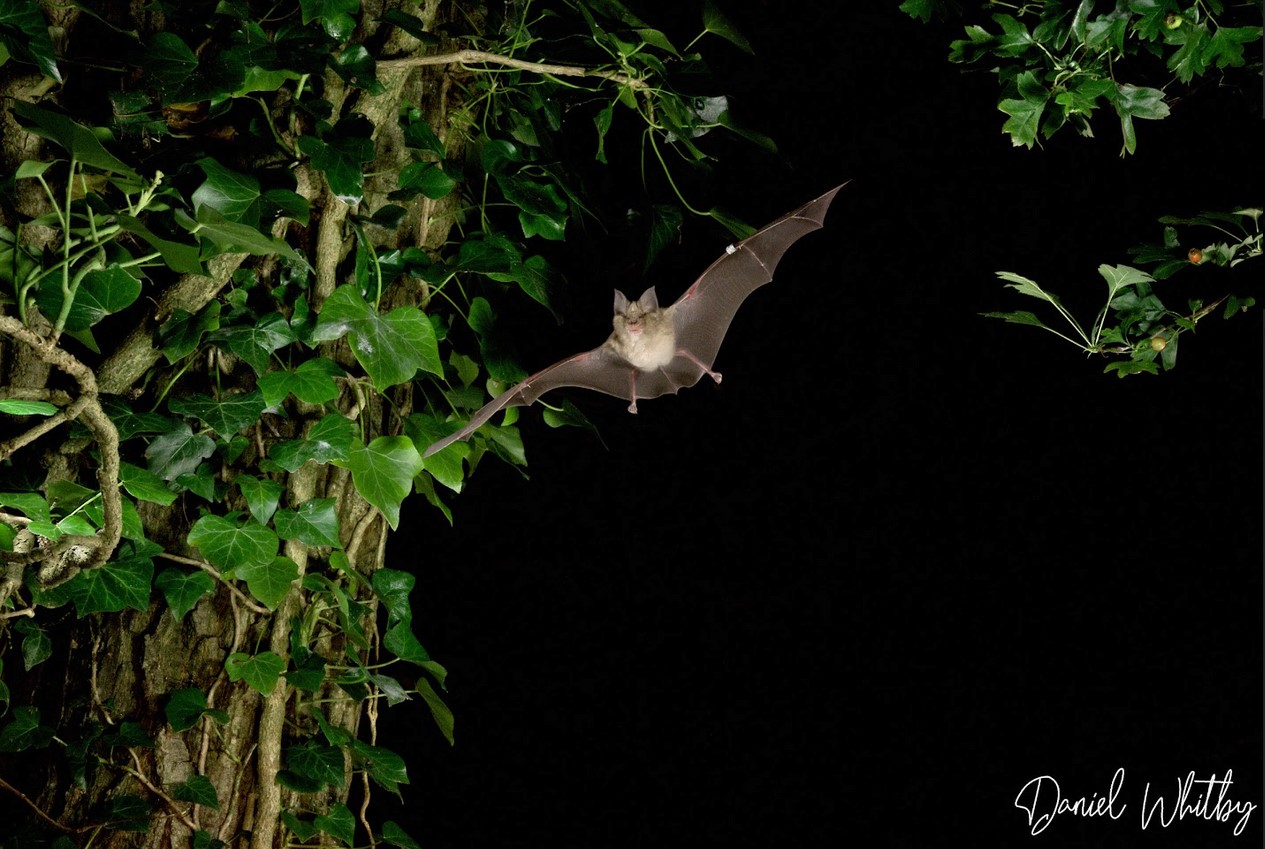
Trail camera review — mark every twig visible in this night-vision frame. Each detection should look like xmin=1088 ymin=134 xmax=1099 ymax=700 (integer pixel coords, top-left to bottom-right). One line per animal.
xmin=0 ymin=774 xmax=75 ymax=833
xmin=377 ymin=48 xmax=648 ymax=90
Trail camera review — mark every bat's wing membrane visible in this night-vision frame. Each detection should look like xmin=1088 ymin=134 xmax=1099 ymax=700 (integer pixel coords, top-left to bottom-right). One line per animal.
xmin=423 ymin=345 xmax=635 ymax=457
xmin=671 ymin=184 xmax=843 ymax=370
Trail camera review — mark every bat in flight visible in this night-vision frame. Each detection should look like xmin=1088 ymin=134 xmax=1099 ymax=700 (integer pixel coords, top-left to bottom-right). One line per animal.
xmin=422 ymin=183 xmax=845 ymax=458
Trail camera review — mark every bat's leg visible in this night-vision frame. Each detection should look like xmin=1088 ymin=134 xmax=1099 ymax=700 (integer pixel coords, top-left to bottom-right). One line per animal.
xmin=676 ymin=349 xmax=723 ymax=384
xmin=627 ymin=371 xmax=639 ymax=414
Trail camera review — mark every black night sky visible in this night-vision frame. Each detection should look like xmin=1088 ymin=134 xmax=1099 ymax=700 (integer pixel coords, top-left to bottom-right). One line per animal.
xmin=385 ymin=5 xmax=1261 ymax=847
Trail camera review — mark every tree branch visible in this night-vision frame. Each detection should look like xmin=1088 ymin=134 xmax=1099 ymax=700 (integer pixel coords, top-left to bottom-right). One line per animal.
xmin=377 ymin=49 xmax=648 ymax=90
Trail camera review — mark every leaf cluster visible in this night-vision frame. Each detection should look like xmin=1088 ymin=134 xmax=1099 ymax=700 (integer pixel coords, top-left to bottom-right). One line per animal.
xmin=902 ymin=0 xmax=1262 ymax=154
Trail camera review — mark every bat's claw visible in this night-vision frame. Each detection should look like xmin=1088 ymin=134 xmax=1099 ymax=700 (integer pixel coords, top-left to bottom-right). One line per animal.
xmin=627 ymin=400 xmax=639 ymax=414
xmin=711 ymin=369 xmax=723 ymax=385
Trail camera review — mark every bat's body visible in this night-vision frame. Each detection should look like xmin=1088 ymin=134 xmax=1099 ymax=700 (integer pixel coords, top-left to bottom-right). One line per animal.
xmin=423 ymin=184 xmax=844 ymax=458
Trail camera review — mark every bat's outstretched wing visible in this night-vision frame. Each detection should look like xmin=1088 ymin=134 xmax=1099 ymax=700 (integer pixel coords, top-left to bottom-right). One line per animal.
xmin=670 ymin=183 xmax=844 ymax=371
xmin=423 ymin=345 xmax=638 ymax=457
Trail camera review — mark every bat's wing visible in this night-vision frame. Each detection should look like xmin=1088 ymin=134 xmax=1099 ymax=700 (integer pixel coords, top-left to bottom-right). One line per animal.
xmin=423 ymin=344 xmax=638 ymax=457
xmin=670 ymin=183 xmax=844 ymax=370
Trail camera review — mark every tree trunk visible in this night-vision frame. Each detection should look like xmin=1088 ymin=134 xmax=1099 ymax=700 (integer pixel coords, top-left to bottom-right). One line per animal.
xmin=1 ymin=1 xmax=463 ymax=845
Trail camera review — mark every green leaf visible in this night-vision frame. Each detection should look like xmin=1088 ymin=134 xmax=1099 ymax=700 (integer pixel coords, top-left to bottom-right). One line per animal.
xmin=343 ymin=436 xmax=423 ymax=529
xmin=315 ymin=803 xmax=356 ymax=847
xmin=298 ymin=117 xmax=376 ymax=204
xmin=300 ymin=0 xmax=359 ymax=41
xmin=0 ymin=491 xmax=51 ymax=522
xmin=701 ymin=1 xmax=752 ymax=53
xmin=12 ymin=619 xmax=51 ymax=670
xmin=217 ymin=313 xmax=294 ymax=375
xmin=416 ymin=678 xmax=454 ymax=745
xmin=11 ymin=101 xmax=136 ymax=177
xmin=312 ymin=285 xmax=441 ymax=390
xmin=349 ymin=739 xmax=409 ymax=792
xmin=192 ymin=158 xmax=264 ymax=228
xmin=236 ymin=475 xmax=282 ymax=525
xmin=34 ymin=264 xmax=141 ymax=331
xmin=273 ymin=498 xmax=341 ymax=547
xmin=1113 ymin=83 xmax=1169 ymax=120
xmin=285 ymin=649 xmax=327 ymax=691
xmin=262 ymin=357 xmax=344 ymax=405
xmin=394 ymin=161 xmax=456 ymax=200
xmin=0 ymin=706 xmax=54 ymax=751
xmin=116 ymin=215 xmax=203 ymax=275
xmin=381 ymin=821 xmax=421 ymax=849
xmin=286 ymin=740 xmax=346 ymax=787
xmin=119 ymin=461 xmax=177 ymax=506
xmin=0 ymin=399 xmax=58 ymax=416
xmin=171 ymin=775 xmax=219 ymax=810
xmin=267 ymin=413 xmax=355 ymax=472
xmin=160 ymin=302 xmax=222 ymax=363
xmin=1167 ymin=23 xmax=1209 ymax=83
xmin=1202 ymin=25 xmax=1260 ymax=70
xmin=188 ymin=514 xmax=279 ymax=572
xmin=235 ymin=555 xmax=298 ymax=609
xmin=169 ymin=391 xmax=266 ymax=437
xmin=331 ymin=44 xmax=384 ymax=94
xmin=0 ymin=1 xmax=62 ymax=81
xmin=225 ymin=651 xmax=286 ymax=695
xmin=156 ymin=568 xmax=215 ymax=622
xmin=1098 ymin=264 xmax=1153 ymax=299
xmin=282 ymin=813 xmax=321 ymax=840
xmin=178 ymin=205 xmax=308 ymax=265
xmin=62 ymin=549 xmax=154 ymax=615
xmin=999 ymin=91 xmax=1044 ymax=148
xmin=165 ymin=687 xmax=220 ymax=732
xmin=145 ymin=423 xmax=216 ymax=481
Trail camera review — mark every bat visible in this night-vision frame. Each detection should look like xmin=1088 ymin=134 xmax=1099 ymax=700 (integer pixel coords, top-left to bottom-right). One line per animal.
xmin=422 ymin=183 xmax=845 ymax=458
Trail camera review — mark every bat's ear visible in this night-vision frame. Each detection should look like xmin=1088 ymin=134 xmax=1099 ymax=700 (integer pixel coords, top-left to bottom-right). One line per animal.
xmin=613 ymin=290 xmax=630 ymax=313
xmin=636 ymin=288 xmax=659 ymax=311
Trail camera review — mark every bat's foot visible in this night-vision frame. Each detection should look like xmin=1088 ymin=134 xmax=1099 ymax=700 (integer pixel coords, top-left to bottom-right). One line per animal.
xmin=710 ymin=369 xmax=723 ymax=385
xmin=627 ymin=400 xmax=638 ymax=414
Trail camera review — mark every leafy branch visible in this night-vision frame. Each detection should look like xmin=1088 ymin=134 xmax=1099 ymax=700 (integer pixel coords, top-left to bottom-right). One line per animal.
xmin=984 ymin=206 xmax=1260 ymax=374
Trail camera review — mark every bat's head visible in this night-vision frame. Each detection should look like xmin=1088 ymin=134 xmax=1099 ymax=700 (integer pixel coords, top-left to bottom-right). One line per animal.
xmin=613 ymin=287 xmax=659 ymax=318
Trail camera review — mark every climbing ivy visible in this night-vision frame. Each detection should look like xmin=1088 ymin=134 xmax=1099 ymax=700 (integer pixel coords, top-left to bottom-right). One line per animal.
xmin=0 ymin=1 xmax=758 ymax=844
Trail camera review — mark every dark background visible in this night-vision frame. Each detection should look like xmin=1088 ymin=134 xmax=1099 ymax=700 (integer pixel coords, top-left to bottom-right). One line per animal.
xmin=387 ymin=5 xmax=1261 ymax=847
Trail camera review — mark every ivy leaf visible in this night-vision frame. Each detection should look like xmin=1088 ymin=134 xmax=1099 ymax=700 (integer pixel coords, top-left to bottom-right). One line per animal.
xmin=215 ymin=314 xmax=292 ymax=375
xmin=165 ymin=688 xmax=229 ymax=732
xmin=331 ymin=44 xmax=384 ymax=94
xmin=393 ymin=161 xmax=456 ymax=200
xmin=701 ymin=1 xmax=752 ymax=53
xmin=235 ymin=555 xmax=299 ymax=609
xmin=225 ymin=651 xmax=286 ymax=695
xmin=285 ymin=740 xmax=346 ymax=788
xmin=160 ymin=302 xmax=222 ymax=363
xmin=285 ymin=649 xmax=327 ymax=692
xmin=169 ymin=391 xmax=266 ymax=437
xmin=119 ymin=461 xmax=177 ymax=506
xmin=274 ymin=498 xmax=341 ymax=547
xmin=192 ymin=158 xmax=265 ymax=228
xmin=312 ymin=285 xmax=441 ymax=390
xmin=11 ymin=101 xmax=136 ymax=177
xmin=266 ymin=413 xmax=355 ymax=472
xmin=146 ymin=422 xmax=216 ymax=481
xmin=380 ymin=821 xmax=421 ymax=849
xmin=236 ymin=475 xmax=282 ymax=525
xmin=116 ymin=215 xmax=203 ymax=275
xmin=298 ymin=117 xmax=376 ymax=204
xmin=35 ymin=264 xmax=141 ymax=331
xmin=63 ymin=548 xmax=154 ymax=615
xmin=416 ymin=679 xmax=454 ymax=745
xmin=176 ymin=205 xmax=308 ymax=266
xmin=0 ymin=706 xmax=55 ymax=751
xmin=0 ymin=1 xmax=62 ymax=81
xmin=188 ymin=514 xmax=279 ymax=572
xmin=171 ymin=775 xmax=219 ymax=810
xmin=12 ymin=619 xmax=51 ymax=670
xmin=314 ymin=803 xmax=356 ymax=847
xmin=342 ymin=436 xmax=423 ymax=529
xmin=259 ymin=357 xmax=344 ymax=406
xmin=155 ymin=568 xmax=215 ymax=621
xmin=349 ymin=739 xmax=409 ymax=793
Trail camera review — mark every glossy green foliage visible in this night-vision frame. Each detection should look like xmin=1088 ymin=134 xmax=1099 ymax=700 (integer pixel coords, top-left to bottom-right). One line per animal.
xmin=984 ymin=208 xmax=1260 ymax=374
xmin=903 ymin=0 xmax=1262 ymax=154
xmin=0 ymin=1 xmax=755 ymax=844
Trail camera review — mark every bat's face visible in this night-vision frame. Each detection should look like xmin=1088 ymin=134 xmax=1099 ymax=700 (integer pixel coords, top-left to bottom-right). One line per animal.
xmin=612 ymin=288 xmax=661 ymax=335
